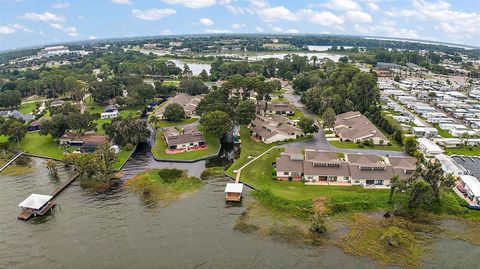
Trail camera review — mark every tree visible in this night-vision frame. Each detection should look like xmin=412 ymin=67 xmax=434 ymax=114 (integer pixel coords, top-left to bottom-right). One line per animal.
xmin=104 ymin=117 xmax=150 ymax=146
xmin=68 ymin=112 xmax=97 ymax=135
xmin=64 ymin=153 xmax=97 ymax=179
xmin=298 ymin=116 xmax=319 ymax=135
xmin=420 ymin=161 xmax=455 ymax=201
xmin=179 ymin=78 xmax=208 ymax=95
xmin=202 ymin=110 xmax=233 ymax=138
xmin=236 ymin=100 xmax=256 ymax=124
xmin=40 ymin=114 xmax=70 ymax=138
xmin=90 ymin=80 xmax=121 ymax=104
xmin=408 ymin=179 xmax=433 ymax=208
xmin=95 ymin=143 xmax=118 ymax=182
xmin=388 ymin=175 xmax=408 ymax=203
xmin=394 ymin=74 xmax=401 ymax=82
xmin=339 ymin=56 xmax=348 ymax=64
xmin=0 ymin=90 xmax=22 ymax=108
xmin=126 ymin=83 xmax=156 ymax=106
xmin=1 ymin=119 xmax=26 ymax=146
xmin=199 ymin=69 xmax=209 ymax=81
xmin=322 ymin=108 xmax=336 ymax=128
xmin=163 ymin=103 xmax=185 ymax=122
xmin=64 ymin=76 xmax=84 ymax=102
xmin=404 ymin=137 xmax=418 ymax=156
xmin=46 ymin=159 xmax=59 ymax=180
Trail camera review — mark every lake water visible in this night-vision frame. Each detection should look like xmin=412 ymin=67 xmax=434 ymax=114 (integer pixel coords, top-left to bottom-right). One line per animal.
xmin=1 ymin=150 xmax=478 ymax=268
xmin=307 ymin=46 xmax=353 ymax=51
xmin=170 ymin=59 xmax=211 ymax=76
xmin=210 ymin=52 xmax=346 ymax=62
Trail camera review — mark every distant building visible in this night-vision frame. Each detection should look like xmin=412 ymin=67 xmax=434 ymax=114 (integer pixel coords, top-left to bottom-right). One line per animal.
xmin=256 ymin=102 xmax=295 ymax=117
xmin=155 ymin=93 xmax=203 ymax=119
xmin=249 ymin=115 xmax=302 ymax=144
xmin=163 ymin=126 xmax=206 ymax=151
xmin=417 ymin=138 xmax=444 ymax=156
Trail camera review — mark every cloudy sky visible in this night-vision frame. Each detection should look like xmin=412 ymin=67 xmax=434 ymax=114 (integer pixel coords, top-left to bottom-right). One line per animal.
xmin=0 ymin=0 xmax=479 ymax=51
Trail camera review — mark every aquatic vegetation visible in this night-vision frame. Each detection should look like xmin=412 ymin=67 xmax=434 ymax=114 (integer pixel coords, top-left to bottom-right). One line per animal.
xmin=125 ymin=169 xmax=203 ymax=205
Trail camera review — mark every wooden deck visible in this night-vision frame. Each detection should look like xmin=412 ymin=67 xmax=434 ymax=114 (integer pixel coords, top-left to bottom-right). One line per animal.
xmin=17 ymin=202 xmax=57 ymax=220
xmin=50 ymin=174 xmax=79 ymax=197
xmin=225 ymin=192 xmax=242 ymax=202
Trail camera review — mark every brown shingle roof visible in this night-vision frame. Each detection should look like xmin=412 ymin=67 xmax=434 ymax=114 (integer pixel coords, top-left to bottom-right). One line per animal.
xmin=276 ymin=154 xmax=303 ymax=173
xmin=303 ymin=161 xmax=351 ymax=177
xmin=335 ymin=111 xmax=388 ymax=142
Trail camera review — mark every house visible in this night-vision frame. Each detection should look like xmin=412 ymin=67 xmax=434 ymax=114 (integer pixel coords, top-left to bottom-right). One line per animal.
xmin=27 ymin=118 xmax=46 ymax=132
xmin=59 ymin=131 xmax=84 ymax=146
xmin=78 ymin=135 xmax=109 ymax=153
xmin=101 ymin=111 xmax=118 ymax=119
xmin=163 ymin=126 xmax=206 ymax=151
xmin=458 ymin=175 xmax=480 ymax=206
xmin=411 ymin=127 xmax=438 ymax=138
xmin=303 ymin=150 xmax=351 ymax=183
xmin=256 ymin=102 xmax=295 ymax=117
xmin=155 ymin=93 xmax=203 ymax=119
xmin=275 ymin=152 xmax=304 ymax=180
xmin=250 ymin=115 xmax=302 ymax=144
xmin=435 ymin=154 xmax=467 ymax=176
xmin=417 ymin=138 xmax=444 ymax=156
xmin=346 ymin=154 xmax=395 ymax=186
xmin=1 ymin=110 xmax=35 ymax=122
xmin=388 ymin=156 xmax=417 ymax=179
xmin=433 ymin=138 xmax=462 ymax=148
xmin=334 ymin=111 xmax=389 ymax=145
xmin=50 ymin=100 xmax=65 ymax=108
xmin=104 ymin=105 xmax=119 ymax=113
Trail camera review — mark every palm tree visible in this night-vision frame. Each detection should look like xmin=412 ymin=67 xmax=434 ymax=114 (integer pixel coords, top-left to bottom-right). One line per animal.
xmin=311 ymin=56 xmax=318 ymax=68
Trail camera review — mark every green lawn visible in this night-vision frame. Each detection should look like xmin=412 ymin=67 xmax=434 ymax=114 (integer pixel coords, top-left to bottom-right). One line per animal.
xmin=19 ymin=133 xmax=65 ymax=159
xmin=329 ymin=141 xmax=404 ymax=151
xmin=17 ymin=102 xmax=37 ymax=114
xmin=151 ymin=125 xmax=220 ymax=161
xmin=162 ymin=80 xmax=180 ymax=87
xmin=156 ymin=118 xmax=198 ymax=128
xmin=113 ymin=146 xmax=135 ymax=170
xmin=0 ymin=135 xmax=8 ymax=143
xmin=272 ymin=97 xmax=289 ymax=102
xmin=434 ymin=123 xmax=454 ymax=138
xmin=287 ymin=108 xmax=305 ymax=121
xmin=445 ymin=145 xmax=480 ymax=156
xmin=85 ymin=97 xmax=104 ymax=114
xmin=272 ymin=89 xmax=287 ymax=97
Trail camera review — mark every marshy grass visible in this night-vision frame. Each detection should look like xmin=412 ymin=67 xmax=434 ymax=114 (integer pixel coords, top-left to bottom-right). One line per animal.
xmin=125 ymin=168 xmax=203 ymax=205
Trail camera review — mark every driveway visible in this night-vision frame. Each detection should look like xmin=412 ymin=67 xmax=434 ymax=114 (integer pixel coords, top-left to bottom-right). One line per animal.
xmin=281 ymin=83 xmax=408 ymax=157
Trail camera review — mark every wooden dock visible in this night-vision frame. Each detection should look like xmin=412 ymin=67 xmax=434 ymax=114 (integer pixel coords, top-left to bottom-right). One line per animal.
xmin=0 ymin=152 xmax=23 ymax=173
xmin=50 ymin=174 xmax=79 ymax=197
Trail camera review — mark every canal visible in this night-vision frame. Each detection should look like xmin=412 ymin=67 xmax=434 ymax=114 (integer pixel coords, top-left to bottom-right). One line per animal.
xmin=1 ymin=145 xmax=479 ymax=268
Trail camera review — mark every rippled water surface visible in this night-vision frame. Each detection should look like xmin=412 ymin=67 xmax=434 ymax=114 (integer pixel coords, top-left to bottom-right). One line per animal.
xmin=1 ymin=150 xmax=478 ymax=268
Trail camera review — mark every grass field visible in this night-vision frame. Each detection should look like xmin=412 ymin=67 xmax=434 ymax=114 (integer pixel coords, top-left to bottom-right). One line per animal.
xmin=157 ymin=118 xmax=198 ymax=128
xmin=287 ymin=108 xmax=305 ymax=121
xmin=151 ymin=125 xmax=220 ymax=160
xmin=445 ymin=145 xmax=480 ymax=156
xmin=17 ymin=102 xmax=37 ymax=114
xmin=329 ymin=140 xmax=404 ymax=151
xmin=19 ymin=133 xmax=65 ymax=159
xmin=0 ymin=135 xmax=8 ymax=143
xmin=272 ymin=89 xmax=287 ymax=97
xmin=162 ymin=80 xmax=181 ymax=87
xmin=433 ymin=123 xmax=454 ymax=138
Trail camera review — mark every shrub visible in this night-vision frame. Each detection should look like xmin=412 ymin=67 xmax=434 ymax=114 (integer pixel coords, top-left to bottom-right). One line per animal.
xmin=158 ymin=168 xmax=184 ymax=183
xmin=125 ymin=143 xmax=134 ymax=151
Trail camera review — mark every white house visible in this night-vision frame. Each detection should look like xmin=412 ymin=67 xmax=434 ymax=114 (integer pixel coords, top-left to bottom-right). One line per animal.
xmin=458 ymin=175 xmax=480 ymax=206
xmin=100 ymin=111 xmax=119 ymax=119
xmin=417 ymin=138 xmax=444 ymax=156
xmin=435 ymin=154 xmax=467 ymax=176
xmin=411 ymin=127 xmax=438 ymax=138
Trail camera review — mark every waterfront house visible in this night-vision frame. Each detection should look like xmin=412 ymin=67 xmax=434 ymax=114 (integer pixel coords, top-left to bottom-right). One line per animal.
xmin=334 ymin=111 xmax=389 ymax=145
xmin=275 ymin=152 xmax=304 ymax=180
xmin=303 ymin=150 xmax=351 ymax=183
xmin=346 ymin=154 xmax=395 ymax=187
xmin=435 ymin=154 xmax=467 ymax=176
xmin=155 ymin=93 xmax=203 ymax=119
xmin=163 ymin=126 xmax=206 ymax=151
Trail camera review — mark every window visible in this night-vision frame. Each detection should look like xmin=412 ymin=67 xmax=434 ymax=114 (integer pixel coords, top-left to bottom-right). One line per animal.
xmin=283 ymin=172 xmax=289 ymax=176
xmin=375 ymin=180 xmax=384 ymax=185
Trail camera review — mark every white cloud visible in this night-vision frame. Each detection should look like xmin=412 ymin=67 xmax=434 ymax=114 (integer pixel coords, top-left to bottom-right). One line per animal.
xmin=77 ymin=15 xmax=85 ymax=19
xmin=162 ymin=0 xmax=216 ymax=9
xmin=226 ymin=5 xmax=252 ymax=15
xmin=11 ymin=23 xmax=33 ymax=33
xmin=255 ymin=26 xmax=264 ymax=32
xmin=204 ymin=29 xmax=231 ymax=33
xmin=199 ymin=18 xmax=213 ymax=26
xmin=258 ymin=6 xmax=299 ymax=22
xmin=300 ymin=9 xmax=344 ymax=27
xmin=88 ymin=35 xmax=97 ymax=40
xmin=50 ymin=23 xmax=79 ymax=36
xmin=231 ymin=23 xmax=246 ymax=29
xmin=345 ymin=10 xmax=372 ymax=23
xmin=23 ymin=11 xmax=65 ymax=22
xmin=52 ymin=2 xmax=70 ymax=9
xmin=0 ymin=26 xmax=15 ymax=34
xmin=355 ymin=20 xmax=419 ymax=39
xmin=286 ymin=28 xmax=299 ymax=34
xmin=322 ymin=0 xmax=361 ymax=11
xmin=131 ymin=8 xmax=176 ymax=20
xmin=161 ymin=29 xmax=173 ymax=35
xmin=366 ymin=1 xmax=379 ymax=11
xmin=111 ymin=0 xmax=132 ymax=5
xmin=272 ymin=26 xmax=282 ymax=33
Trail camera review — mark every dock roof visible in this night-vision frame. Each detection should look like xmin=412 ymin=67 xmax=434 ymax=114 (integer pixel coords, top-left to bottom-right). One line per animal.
xmin=18 ymin=194 xmax=53 ymax=209
xmin=224 ymin=183 xmax=244 ymax=193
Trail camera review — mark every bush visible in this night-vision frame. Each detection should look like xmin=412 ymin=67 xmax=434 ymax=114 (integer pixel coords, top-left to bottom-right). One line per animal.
xmin=158 ymin=168 xmax=184 ymax=183
xmin=125 ymin=143 xmax=134 ymax=151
